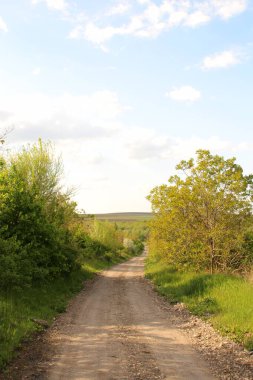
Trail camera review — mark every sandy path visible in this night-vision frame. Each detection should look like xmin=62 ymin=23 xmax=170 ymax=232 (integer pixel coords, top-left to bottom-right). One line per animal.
xmin=44 ymin=254 xmax=215 ymax=380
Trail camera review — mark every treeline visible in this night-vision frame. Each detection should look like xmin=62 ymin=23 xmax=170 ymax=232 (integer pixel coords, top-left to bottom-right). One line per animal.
xmin=0 ymin=140 xmax=143 ymax=290
xmin=148 ymin=150 xmax=253 ymax=273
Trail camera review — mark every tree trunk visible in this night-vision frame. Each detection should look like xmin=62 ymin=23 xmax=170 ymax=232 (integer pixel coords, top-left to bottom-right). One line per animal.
xmin=210 ymin=237 xmax=215 ymax=274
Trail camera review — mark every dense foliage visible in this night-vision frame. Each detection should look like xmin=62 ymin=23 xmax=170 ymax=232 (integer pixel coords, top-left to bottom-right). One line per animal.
xmin=148 ymin=150 xmax=253 ymax=273
xmin=0 ymin=140 xmax=79 ymax=288
xmin=0 ymin=140 xmax=144 ymax=290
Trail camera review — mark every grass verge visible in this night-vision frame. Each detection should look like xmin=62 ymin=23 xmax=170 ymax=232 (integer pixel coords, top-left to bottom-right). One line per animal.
xmin=0 ymin=250 xmax=133 ymax=369
xmin=145 ymin=257 xmax=253 ymax=351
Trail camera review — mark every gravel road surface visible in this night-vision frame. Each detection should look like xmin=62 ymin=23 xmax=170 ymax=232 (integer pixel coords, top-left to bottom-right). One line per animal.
xmin=43 ymin=254 xmax=214 ymax=380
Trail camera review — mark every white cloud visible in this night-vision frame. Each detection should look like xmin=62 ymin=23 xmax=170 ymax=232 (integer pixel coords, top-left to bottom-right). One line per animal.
xmin=107 ymin=2 xmax=131 ymax=16
xmin=212 ymin=0 xmax=248 ymax=19
xmin=3 ymin=88 xmax=251 ymax=213
xmin=184 ymin=11 xmax=210 ymax=27
xmin=128 ymin=136 xmax=172 ymax=159
xmin=202 ymin=50 xmax=243 ymax=70
xmin=138 ymin=0 xmax=151 ymax=5
xmin=127 ymin=134 xmax=253 ymax=161
xmin=32 ymin=67 xmax=41 ymax=76
xmin=68 ymin=26 xmax=83 ymax=39
xmin=60 ymin=131 xmax=252 ymax=213
xmin=86 ymin=154 xmax=104 ymax=165
xmin=69 ymin=0 xmax=248 ymax=49
xmin=0 ymin=16 xmax=8 ymax=33
xmin=1 ymin=91 xmax=126 ymax=142
xmin=49 ymin=129 xmax=253 ymax=212
xmin=31 ymin=0 xmax=68 ymax=12
xmin=167 ymin=86 xmax=201 ymax=102
xmin=82 ymin=23 xmax=125 ymax=45
xmin=0 ymin=110 xmax=12 ymax=121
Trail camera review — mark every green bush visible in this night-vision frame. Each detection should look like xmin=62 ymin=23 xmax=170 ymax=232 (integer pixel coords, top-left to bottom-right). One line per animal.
xmin=0 ymin=140 xmax=80 ymax=288
xmin=0 ymin=237 xmax=31 ymax=288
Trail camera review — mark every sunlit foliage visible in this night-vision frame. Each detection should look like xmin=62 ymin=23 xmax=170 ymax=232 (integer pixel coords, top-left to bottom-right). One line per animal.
xmin=148 ymin=150 xmax=253 ymax=273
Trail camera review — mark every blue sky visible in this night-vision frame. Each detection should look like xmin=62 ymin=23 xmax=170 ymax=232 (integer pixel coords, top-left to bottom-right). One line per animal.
xmin=0 ymin=0 xmax=252 ymax=213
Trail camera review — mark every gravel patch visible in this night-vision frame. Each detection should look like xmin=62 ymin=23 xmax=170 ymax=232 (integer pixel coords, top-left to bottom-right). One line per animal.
xmin=150 ymin=280 xmax=253 ymax=380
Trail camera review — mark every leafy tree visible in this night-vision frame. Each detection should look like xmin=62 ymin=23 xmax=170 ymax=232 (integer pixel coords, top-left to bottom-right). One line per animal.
xmin=148 ymin=150 xmax=253 ymax=273
xmin=0 ymin=140 xmax=79 ymax=286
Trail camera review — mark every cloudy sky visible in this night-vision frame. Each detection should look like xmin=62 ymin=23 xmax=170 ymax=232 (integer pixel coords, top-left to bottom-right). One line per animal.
xmin=0 ymin=0 xmax=252 ymax=213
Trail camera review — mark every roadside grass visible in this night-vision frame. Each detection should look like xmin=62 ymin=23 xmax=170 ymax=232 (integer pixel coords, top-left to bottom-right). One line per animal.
xmin=145 ymin=258 xmax=253 ymax=350
xmin=0 ymin=251 xmax=132 ymax=368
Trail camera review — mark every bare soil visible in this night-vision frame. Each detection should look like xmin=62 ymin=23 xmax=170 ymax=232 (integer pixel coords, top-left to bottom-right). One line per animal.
xmin=1 ymin=254 xmax=252 ymax=379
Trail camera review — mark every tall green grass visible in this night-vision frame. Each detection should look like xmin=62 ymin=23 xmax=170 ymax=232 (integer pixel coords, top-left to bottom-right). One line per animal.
xmin=145 ymin=258 xmax=253 ymax=350
xmin=0 ymin=252 xmax=132 ymax=368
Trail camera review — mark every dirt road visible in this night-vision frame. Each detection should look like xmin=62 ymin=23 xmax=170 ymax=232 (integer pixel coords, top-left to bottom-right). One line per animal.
xmin=41 ymin=254 xmax=214 ymax=380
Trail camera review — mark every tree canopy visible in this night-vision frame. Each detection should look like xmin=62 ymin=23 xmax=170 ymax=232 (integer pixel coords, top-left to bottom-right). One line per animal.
xmin=148 ymin=150 xmax=253 ymax=273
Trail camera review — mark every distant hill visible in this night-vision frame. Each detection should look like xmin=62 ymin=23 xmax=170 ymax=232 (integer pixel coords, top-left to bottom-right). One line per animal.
xmin=93 ymin=212 xmax=152 ymax=222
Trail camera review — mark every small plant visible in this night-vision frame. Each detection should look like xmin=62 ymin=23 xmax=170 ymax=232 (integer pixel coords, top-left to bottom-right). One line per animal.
xmin=244 ymin=334 xmax=253 ymax=351
xmin=191 ymin=297 xmax=219 ymax=316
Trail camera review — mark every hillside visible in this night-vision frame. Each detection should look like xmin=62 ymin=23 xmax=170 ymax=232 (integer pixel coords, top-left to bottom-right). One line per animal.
xmin=94 ymin=212 xmax=152 ymax=222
